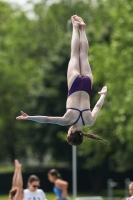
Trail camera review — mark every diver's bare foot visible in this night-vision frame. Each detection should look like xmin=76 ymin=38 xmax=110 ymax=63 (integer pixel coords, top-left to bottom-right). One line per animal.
xmin=73 ymin=15 xmax=86 ymax=26
xmin=71 ymin=15 xmax=80 ymax=28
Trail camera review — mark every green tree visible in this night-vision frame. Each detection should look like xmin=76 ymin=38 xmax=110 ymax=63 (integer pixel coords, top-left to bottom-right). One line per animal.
xmin=0 ymin=1 xmax=44 ymax=162
xmin=1 ymin=0 xmax=133 ymax=176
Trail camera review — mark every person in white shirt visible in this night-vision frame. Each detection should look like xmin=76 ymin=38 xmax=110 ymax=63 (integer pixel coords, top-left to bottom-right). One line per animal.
xmin=23 ymin=175 xmax=46 ymax=200
xmin=126 ymin=182 xmax=133 ymax=200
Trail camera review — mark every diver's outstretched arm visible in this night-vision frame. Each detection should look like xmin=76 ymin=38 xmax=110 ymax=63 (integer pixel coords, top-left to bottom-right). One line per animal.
xmin=16 ymin=111 xmax=71 ymax=126
xmin=90 ymin=86 xmax=107 ymax=125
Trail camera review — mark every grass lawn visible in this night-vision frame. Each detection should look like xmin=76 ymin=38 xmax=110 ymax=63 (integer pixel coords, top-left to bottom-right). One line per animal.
xmin=0 ymin=195 xmax=7 ymax=200
xmin=0 ymin=191 xmax=124 ymax=200
xmin=0 ymin=193 xmax=97 ymax=200
xmin=0 ymin=193 xmax=71 ymax=200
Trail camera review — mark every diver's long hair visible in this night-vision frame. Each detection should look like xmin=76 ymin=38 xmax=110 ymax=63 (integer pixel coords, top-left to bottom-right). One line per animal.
xmin=67 ymin=130 xmax=109 ymax=146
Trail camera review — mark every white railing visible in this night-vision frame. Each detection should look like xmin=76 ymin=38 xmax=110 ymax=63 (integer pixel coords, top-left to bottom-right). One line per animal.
xmin=75 ymin=196 xmax=103 ymax=200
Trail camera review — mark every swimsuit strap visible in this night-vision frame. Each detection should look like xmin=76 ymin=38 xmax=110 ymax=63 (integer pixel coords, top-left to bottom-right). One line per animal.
xmin=67 ymin=108 xmax=90 ymax=126
xmin=80 ymin=109 xmax=90 ymax=126
xmin=67 ymin=108 xmax=81 ymax=125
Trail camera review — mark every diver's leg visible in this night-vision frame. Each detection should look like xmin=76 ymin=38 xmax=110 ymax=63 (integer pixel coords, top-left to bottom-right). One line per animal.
xmin=67 ymin=15 xmax=80 ymax=89
xmin=79 ymin=25 xmax=93 ymax=84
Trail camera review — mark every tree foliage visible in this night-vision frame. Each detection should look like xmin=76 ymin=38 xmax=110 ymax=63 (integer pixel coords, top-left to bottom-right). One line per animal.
xmin=0 ymin=0 xmax=133 ymax=173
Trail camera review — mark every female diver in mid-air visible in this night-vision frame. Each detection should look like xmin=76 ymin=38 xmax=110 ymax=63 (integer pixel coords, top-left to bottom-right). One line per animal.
xmin=16 ymin=15 xmax=107 ymax=146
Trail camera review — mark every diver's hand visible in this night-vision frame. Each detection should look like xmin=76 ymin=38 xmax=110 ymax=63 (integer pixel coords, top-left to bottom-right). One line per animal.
xmin=14 ymin=159 xmax=22 ymax=168
xmin=16 ymin=111 xmax=29 ymax=120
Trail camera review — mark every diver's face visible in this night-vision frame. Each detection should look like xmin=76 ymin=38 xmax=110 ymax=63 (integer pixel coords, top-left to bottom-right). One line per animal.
xmin=67 ymin=126 xmax=82 ymax=136
xmin=67 ymin=126 xmax=73 ymax=136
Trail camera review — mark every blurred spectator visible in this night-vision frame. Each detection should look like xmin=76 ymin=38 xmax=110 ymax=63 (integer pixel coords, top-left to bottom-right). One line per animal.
xmin=48 ymin=169 xmax=70 ymax=200
xmin=23 ymin=175 xmax=46 ymax=200
xmin=126 ymin=182 xmax=133 ymax=200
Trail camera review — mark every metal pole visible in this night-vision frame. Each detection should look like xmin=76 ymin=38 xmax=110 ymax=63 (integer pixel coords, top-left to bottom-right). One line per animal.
xmin=107 ymin=179 xmax=113 ymax=200
xmin=67 ymin=19 xmax=71 ymax=31
xmin=72 ymin=146 xmax=77 ymax=200
xmin=67 ymin=19 xmax=71 ymax=38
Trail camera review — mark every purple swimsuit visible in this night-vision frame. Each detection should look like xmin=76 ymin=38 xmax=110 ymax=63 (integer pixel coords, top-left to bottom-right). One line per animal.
xmin=68 ymin=75 xmax=92 ymax=97
xmin=67 ymin=75 xmax=92 ymax=126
